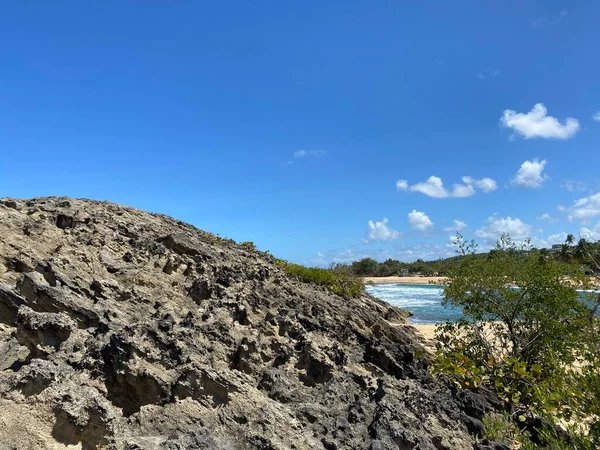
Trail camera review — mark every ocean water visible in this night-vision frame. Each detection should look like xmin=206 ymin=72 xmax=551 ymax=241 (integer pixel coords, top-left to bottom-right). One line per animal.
xmin=366 ymin=283 xmax=600 ymax=325
xmin=366 ymin=283 xmax=463 ymax=325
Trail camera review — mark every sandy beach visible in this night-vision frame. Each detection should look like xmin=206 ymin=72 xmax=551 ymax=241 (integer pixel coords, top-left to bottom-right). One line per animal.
xmin=413 ymin=323 xmax=437 ymax=341
xmin=363 ymin=276 xmax=447 ymax=285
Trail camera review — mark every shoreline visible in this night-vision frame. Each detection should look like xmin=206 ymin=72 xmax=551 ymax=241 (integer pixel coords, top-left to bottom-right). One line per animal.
xmin=363 ymin=276 xmax=447 ymax=285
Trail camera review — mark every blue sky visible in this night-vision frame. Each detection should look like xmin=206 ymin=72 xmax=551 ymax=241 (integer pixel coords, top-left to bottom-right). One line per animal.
xmin=1 ymin=1 xmax=599 ymax=265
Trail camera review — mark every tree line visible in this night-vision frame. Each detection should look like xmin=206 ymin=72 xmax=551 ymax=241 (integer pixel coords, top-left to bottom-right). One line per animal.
xmin=334 ymin=234 xmax=600 ymax=277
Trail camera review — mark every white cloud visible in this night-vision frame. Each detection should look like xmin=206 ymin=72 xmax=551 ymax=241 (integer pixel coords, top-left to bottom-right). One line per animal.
xmin=410 ymin=176 xmax=449 ymax=198
xmin=546 ymin=232 xmax=568 ymax=245
xmin=567 ymin=192 xmax=600 ymax=224
xmin=474 ymin=177 xmax=498 ymax=193
xmin=367 ymin=217 xmax=401 ymax=241
xmin=579 ymin=224 xmax=600 ymax=241
xmin=542 ymin=227 xmax=600 ymax=246
xmin=454 ymin=220 xmax=467 ymax=231
xmin=294 ymin=149 xmax=327 ymax=158
xmin=593 ymin=111 xmax=600 ymax=122
xmin=398 ymin=175 xmax=497 ymax=198
xmin=500 ymin=103 xmax=579 ymax=140
xmin=475 ymin=216 xmax=532 ymax=242
xmin=451 ymin=183 xmax=476 ymax=198
xmin=537 ymin=213 xmax=557 ymax=223
xmin=294 ymin=150 xmax=307 ymax=158
xmin=512 ymin=159 xmax=548 ymax=188
xmin=408 ymin=210 xmax=434 ymax=231
xmin=444 ymin=219 xmax=467 ymax=232
xmin=287 ymin=149 xmax=327 ymax=165
xmin=395 ymin=179 xmax=409 ymax=191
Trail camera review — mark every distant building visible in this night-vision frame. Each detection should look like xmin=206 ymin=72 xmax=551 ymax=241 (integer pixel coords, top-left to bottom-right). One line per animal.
xmin=399 ymin=269 xmax=409 ymax=276
xmin=548 ymin=244 xmax=563 ymax=255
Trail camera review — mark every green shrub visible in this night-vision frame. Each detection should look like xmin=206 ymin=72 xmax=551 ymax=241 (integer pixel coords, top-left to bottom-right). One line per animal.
xmin=277 ymin=260 xmax=364 ymax=299
xmin=440 ymin=234 xmax=587 ymax=373
xmin=431 ymin=233 xmax=599 ymax=448
xmin=240 ymin=241 xmax=257 ymax=251
xmin=482 ymin=412 xmax=594 ymax=450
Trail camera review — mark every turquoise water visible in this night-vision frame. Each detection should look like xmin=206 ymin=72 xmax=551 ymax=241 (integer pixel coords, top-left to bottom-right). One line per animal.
xmin=366 ymin=283 xmax=463 ymax=325
xmin=366 ymin=283 xmax=600 ymax=325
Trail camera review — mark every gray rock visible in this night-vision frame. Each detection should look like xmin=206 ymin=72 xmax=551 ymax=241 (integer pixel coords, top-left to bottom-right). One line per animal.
xmin=0 ymin=197 xmax=486 ymax=449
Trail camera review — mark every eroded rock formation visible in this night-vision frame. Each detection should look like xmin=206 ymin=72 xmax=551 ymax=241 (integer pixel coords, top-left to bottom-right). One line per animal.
xmin=0 ymin=197 xmax=491 ymax=449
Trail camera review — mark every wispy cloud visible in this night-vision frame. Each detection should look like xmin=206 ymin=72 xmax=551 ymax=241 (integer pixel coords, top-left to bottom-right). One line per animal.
xmin=561 ymin=180 xmax=588 ymax=193
xmin=567 ymin=192 xmax=600 ymax=224
xmin=286 ymin=149 xmax=328 ymax=165
xmin=500 ymin=103 xmax=579 ymax=140
xmin=593 ymin=111 xmax=600 ymax=122
xmin=537 ymin=213 xmax=557 ymax=223
xmin=293 ymin=149 xmax=327 ymax=159
xmin=477 ymin=67 xmax=500 ymax=79
xmin=532 ymin=10 xmax=567 ymax=28
xmin=396 ymin=175 xmax=497 ymax=198
xmin=444 ymin=219 xmax=467 ymax=232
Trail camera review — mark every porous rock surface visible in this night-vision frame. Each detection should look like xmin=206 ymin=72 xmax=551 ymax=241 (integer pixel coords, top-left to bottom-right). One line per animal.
xmin=0 ymin=197 xmax=487 ymax=449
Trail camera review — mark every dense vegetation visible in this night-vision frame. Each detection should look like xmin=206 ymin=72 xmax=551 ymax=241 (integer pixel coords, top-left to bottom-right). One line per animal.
xmin=339 ymin=235 xmax=600 ymax=277
xmin=431 ymin=233 xmax=600 ymax=448
xmin=277 ymin=259 xmax=364 ymax=299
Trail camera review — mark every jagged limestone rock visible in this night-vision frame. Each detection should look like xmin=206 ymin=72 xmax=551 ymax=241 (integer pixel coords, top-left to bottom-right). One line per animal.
xmin=0 ymin=197 xmax=484 ymax=449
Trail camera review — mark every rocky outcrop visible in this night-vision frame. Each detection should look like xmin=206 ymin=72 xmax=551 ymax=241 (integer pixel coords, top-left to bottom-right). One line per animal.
xmin=0 ymin=197 xmax=487 ymax=449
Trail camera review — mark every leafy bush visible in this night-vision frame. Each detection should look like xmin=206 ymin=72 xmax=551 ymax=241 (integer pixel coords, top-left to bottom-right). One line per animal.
xmin=439 ymin=235 xmax=587 ymax=374
xmin=277 ymin=260 xmax=364 ymax=299
xmin=431 ymin=233 xmax=599 ymax=448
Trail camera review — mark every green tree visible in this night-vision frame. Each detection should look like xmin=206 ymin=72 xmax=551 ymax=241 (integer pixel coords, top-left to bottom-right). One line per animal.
xmin=559 ymin=243 xmax=572 ymax=262
xmin=574 ymin=238 xmax=588 ymax=262
xmin=432 ymin=233 xmax=598 ymax=448
xmin=440 ymin=234 xmax=586 ymax=371
xmin=351 ymin=258 xmax=379 ymax=275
